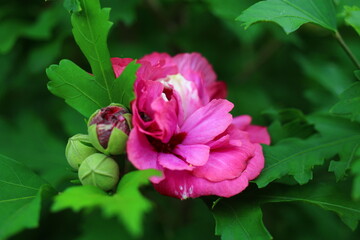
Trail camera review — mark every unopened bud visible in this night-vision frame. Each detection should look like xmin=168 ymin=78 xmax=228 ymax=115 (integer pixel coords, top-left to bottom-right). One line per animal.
xmin=78 ymin=153 xmax=120 ymax=191
xmin=88 ymin=104 xmax=132 ymax=155
xmin=65 ymin=134 xmax=97 ymax=169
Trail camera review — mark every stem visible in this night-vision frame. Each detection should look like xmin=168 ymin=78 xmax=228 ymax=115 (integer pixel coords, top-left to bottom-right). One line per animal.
xmin=334 ymin=31 xmax=360 ymax=69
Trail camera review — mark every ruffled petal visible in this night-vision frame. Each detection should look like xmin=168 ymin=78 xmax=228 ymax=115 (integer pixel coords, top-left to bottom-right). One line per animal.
xmin=181 ymin=99 xmax=233 ymax=145
xmin=158 ymin=153 xmax=193 ymax=171
xmin=174 ymin=144 xmax=210 ymax=166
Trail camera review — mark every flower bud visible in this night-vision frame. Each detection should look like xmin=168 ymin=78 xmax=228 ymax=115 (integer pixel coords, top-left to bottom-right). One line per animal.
xmin=78 ymin=153 xmax=120 ymax=191
xmin=88 ymin=104 xmax=132 ymax=155
xmin=65 ymin=134 xmax=97 ymax=169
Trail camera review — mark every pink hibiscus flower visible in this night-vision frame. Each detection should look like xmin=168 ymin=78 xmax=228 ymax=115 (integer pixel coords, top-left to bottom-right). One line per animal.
xmin=112 ymin=53 xmax=270 ymax=199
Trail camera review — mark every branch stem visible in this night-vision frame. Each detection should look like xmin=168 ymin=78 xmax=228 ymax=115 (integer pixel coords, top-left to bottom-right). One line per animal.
xmin=334 ymin=31 xmax=360 ymax=69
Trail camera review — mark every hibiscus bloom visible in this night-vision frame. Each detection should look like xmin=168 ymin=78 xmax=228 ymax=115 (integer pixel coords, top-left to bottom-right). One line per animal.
xmin=112 ymin=53 xmax=270 ymax=199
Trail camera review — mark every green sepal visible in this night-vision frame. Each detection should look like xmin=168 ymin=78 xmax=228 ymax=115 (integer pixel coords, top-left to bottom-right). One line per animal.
xmin=65 ymin=134 xmax=98 ymax=169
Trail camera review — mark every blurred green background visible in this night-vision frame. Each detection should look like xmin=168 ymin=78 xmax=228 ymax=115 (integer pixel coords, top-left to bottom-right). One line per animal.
xmin=1 ymin=0 xmax=360 ymax=239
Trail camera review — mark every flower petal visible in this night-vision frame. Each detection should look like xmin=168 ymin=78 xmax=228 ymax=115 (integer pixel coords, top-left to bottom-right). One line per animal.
xmin=153 ymin=169 xmax=248 ymax=199
xmin=246 ymin=125 xmax=271 ymax=145
xmin=158 ymin=153 xmax=193 ymax=171
xmin=232 ymin=115 xmax=252 ymax=130
xmin=181 ymin=99 xmax=233 ymax=145
xmin=174 ymin=144 xmax=210 ymax=166
xmin=111 ymin=58 xmax=134 ymax=78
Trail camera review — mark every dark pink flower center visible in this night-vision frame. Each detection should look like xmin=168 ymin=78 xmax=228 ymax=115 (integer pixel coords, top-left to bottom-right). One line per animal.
xmin=90 ymin=106 xmax=130 ymax=148
xmin=148 ymin=132 xmax=187 ymax=153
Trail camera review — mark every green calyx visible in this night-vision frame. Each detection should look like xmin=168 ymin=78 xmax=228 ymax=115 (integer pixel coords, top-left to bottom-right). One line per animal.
xmin=65 ymin=134 xmax=97 ymax=169
xmin=78 ymin=153 xmax=120 ymax=191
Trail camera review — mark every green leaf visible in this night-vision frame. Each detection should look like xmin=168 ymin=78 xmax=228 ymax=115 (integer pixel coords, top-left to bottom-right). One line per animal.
xmin=0 ymin=154 xmax=56 ymax=239
xmin=64 ymin=0 xmax=82 ymax=13
xmin=265 ymin=108 xmax=316 ymax=144
xmin=52 ymin=169 xmax=161 ymax=237
xmin=351 ymin=158 xmax=360 ymax=200
xmin=259 ymin=178 xmax=360 ymax=230
xmin=331 ymin=82 xmax=360 ymax=122
xmin=237 ymin=0 xmax=337 ymax=34
xmin=212 ymin=198 xmax=272 ymax=240
xmin=71 ymin=0 xmax=115 ymax=103
xmin=343 ymin=6 xmax=360 ymax=36
xmin=256 ymin=115 xmax=360 ymax=187
xmin=0 ymin=114 xmax=71 ymax=188
xmin=111 ymin=60 xmax=141 ymax=109
xmin=47 ymin=59 xmax=108 ymax=117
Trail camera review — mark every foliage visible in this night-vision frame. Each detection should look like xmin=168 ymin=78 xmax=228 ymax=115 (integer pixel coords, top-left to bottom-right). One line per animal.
xmin=1 ymin=0 xmax=360 ymax=239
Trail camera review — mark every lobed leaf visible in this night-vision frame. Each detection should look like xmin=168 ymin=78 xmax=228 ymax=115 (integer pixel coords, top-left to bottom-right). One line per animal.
xmin=330 ymin=82 xmax=360 ymax=123
xmin=256 ymin=115 xmax=360 ymax=187
xmin=212 ymin=197 xmax=272 ymax=240
xmin=237 ymin=0 xmax=337 ymax=34
xmin=47 ymin=59 xmax=108 ymax=117
xmin=52 ymin=169 xmax=161 ymax=237
xmin=71 ymin=0 xmax=115 ymax=103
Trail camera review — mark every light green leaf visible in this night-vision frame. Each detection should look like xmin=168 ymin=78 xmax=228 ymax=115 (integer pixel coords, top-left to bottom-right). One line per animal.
xmin=257 ymin=115 xmax=360 ymax=187
xmin=52 ymin=169 xmax=161 ymax=237
xmin=237 ymin=0 xmax=337 ymax=34
xmin=212 ymin=198 xmax=272 ymax=240
xmin=47 ymin=59 xmax=108 ymax=117
xmin=343 ymin=6 xmax=360 ymax=36
xmin=111 ymin=60 xmax=141 ymax=109
xmin=0 ymin=154 xmax=56 ymax=239
xmin=71 ymin=0 xmax=115 ymax=103
xmin=330 ymin=82 xmax=360 ymax=122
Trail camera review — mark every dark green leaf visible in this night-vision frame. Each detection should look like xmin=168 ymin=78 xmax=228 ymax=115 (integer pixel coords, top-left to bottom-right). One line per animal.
xmin=109 ymin=0 xmax=141 ymax=26
xmin=52 ymin=169 xmax=161 ymax=237
xmin=0 ymin=154 xmax=56 ymax=239
xmin=265 ymin=108 xmax=316 ymax=144
xmin=47 ymin=59 xmax=108 ymax=117
xmin=0 ymin=114 xmax=71 ymax=188
xmin=71 ymin=0 xmax=115 ymax=103
xmin=237 ymin=0 xmax=337 ymax=34
xmin=351 ymin=158 xmax=360 ymax=200
xmin=330 ymin=82 xmax=360 ymax=122
xmin=212 ymin=198 xmax=272 ymax=240
xmin=257 ymin=115 xmax=360 ymax=187
xmin=259 ymin=178 xmax=360 ymax=230
xmin=111 ymin=60 xmax=141 ymax=109
xmin=343 ymin=6 xmax=360 ymax=36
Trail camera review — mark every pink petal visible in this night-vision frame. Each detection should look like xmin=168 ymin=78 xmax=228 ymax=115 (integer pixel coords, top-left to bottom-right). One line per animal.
xmin=246 ymin=125 xmax=271 ymax=145
xmin=158 ymin=153 xmax=193 ymax=171
xmin=153 ymin=169 xmax=249 ymax=199
xmin=137 ymin=52 xmax=178 ymax=81
xmin=127 ymin=128 xmax=164 ymax=182
xmin=241 ymin=143 xmax=265 ymax=180
xmin=173 ymin=53 xmax=217 ymax=85
xmin=111 ymin=58 xmax=134 ymax=78
xmin=206 ymin=81 xmax=227 ymax=100
xmin=174 ymin=144 xmax=210 ymax=166
xmin=232 ymin=115 xmax=252 ymax=130
xmin=193 ymin=138 xmax=255 ymax=182
xmin=181 ymin=99 xmax=234 ymax=145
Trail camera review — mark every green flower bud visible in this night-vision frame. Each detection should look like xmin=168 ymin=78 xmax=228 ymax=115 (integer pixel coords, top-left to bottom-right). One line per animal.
xmin=65 ymin=134 xmax=97 ymax=169
xmin=78 ymin=153 xmax=120 ymax=191
xmin=88 ymin=104 xmax=132 ymax=155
